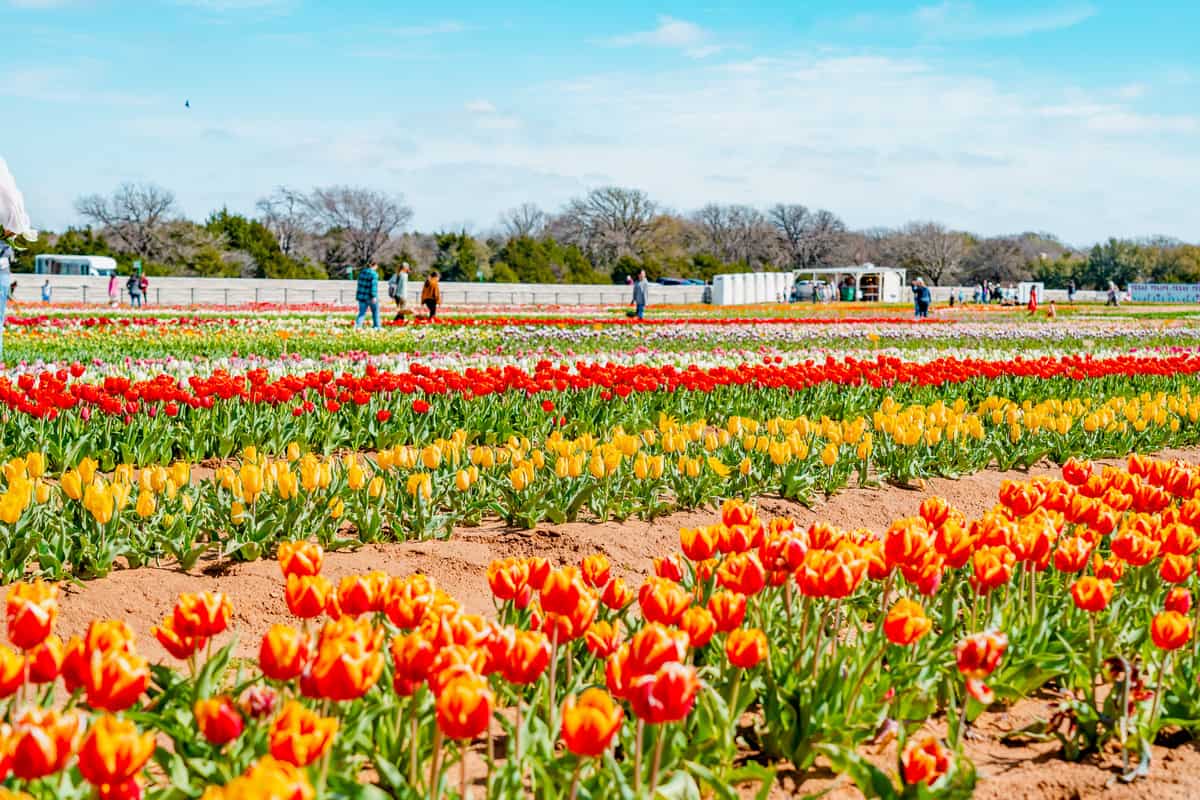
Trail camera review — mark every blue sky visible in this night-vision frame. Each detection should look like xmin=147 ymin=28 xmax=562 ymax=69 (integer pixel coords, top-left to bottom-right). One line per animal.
xmin=2 ymin=0 xmax=1198 ymax=245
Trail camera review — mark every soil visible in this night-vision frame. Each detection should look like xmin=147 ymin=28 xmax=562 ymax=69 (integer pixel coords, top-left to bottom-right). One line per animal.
xmin=35 ymin=446 xmax=1200 ymax=799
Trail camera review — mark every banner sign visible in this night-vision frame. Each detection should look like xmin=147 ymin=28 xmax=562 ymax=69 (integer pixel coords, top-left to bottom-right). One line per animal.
xmin=1129 ymin=283 xmax=1200 ymax=303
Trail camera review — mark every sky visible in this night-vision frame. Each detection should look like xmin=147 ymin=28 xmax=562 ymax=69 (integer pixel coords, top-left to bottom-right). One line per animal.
xmin=2 ymin=0 xmax=1198 ymax=246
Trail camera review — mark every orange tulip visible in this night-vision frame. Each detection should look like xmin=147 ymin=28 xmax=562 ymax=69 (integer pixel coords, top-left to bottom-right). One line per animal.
xmin=76 ymin=714 xmax=155 ymax=791
xmin=883 ymin=599 xmax=932 ymax=646
xmin=901 ymin=735 xmax=951 ymax=786
xmin=637 ymin=577 xmax=691 ymax=626
xmin=6 ymin=579 xmax=59 ymax=650
xmin=499 ymin=629 xmax=551 ymax=685
xmin=653 ymin=554 xmax=685 ymax=582
xmin=0 ymin=644 xmax=24 ymax=698
xmin=487 ymin=557 xmax=531 ymax=602
xmin=390 ymin=632 xmax=436 ymax=696
xmin=721 ymin=498 xmax=755 ymax=528
xmin=426 ymin=645 xmax=489 ymax=697
xmin=584 ymin=621 xmax=620 ymax=658
xmin=884 ymin=517 xmax=932 ymax=569
xmin=85 ymin=648 xmax=150 ymax=712
xmin=1062 ymin=457 xmax=1092 ymax=486
xmin=680 ymin=526 xmax=718 ymax=562
xmin=195 ymin=696 xmax=245 ymax=746
xmin=269 ymin=701 xmax=338 ymax=767
xmin=1151 ymin=610 xmax=1192 ymax=651
xmin=970 ymin=546 xmax=1015 ymax=595
xmin=600 ymin=577 xmax=634 ymax=611
xmin=383 ymin=575 xmax=437 ymax=629
xmin=436 ymin=672 xmax=494 ymax=740
xmin=172 ymin=592 xmax=232 ymax=638
xmin=259 ymin=624 xmax=310 ymax=682
xmin=629 ymin=661 xmax=700 ymax=724
xmin=152 ymin=616 xmax=206 ymax=661
xmin=308 ymin=619 xmax=384 ymax=701
xmin=1110 ymin=529 xmax=1159 ymax=567
xmin=1160 ymin=553 xmax=1193 ymax=585
xmin=955 ymin=630 xmax=1008 ymax=679
xmin=285 ymin=574 xmax=333 ymax=619
xmin=25 ymin=634 xmax=63 ymax=684
xmin=541 ymin=568 xmax=592 ymax=616
xmin=679 ymin=606 xmax=716 ymax=649
xmin=605 ymin=645 xmax=634 ymax=700
xmin=580 ymin=554 xmax=611 ymax=589
xmin=561 ymin=688 xmax=624 ymax=757
xmin=998 ymin=480 xmax=1044 ymax=517
xmin=706 ymin=591 xmax=747 ymax=633
xmin=209 ymin=756 xmax=314 ymax=800
xmin=1052 ymin=536 xmax=1092 ymax=574
xmin=918 ymin=496 xmax=953 ymax=527
xmin=336 ymin=572 xmax=387 ymax=617
xmin=716 ymin=552 xmax=766 ymax=596
xmin=626 ymin=623 xmax=689 ymax=677
xmin=11 ymin=707 xmax=79 ymax=780
xmin=933 ymin=520 xmax=975 ymax=570
xmin=278 ymin=540 xmax=324 ymax=578
xmin=1166 ymin=587 xmax=1193 ymax=615
xmin=725 ymin=627 xmax=768 ymax=668
xmin=1070 ymin=576 xmax=1114 ymax=613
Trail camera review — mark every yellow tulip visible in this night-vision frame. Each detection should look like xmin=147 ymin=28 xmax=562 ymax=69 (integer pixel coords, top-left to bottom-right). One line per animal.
xmin=286 ymin=442 xmax=301 ymax=462
xmin=78 ymin=457 xmax=98 ymax=486
xmin=34 ymin=480 xmax=50 ymax=504
xmin=455 ymin=469 xmax=472 ymax=492
xmin=25 ymin=452 xmax=44 ymax=479
xmin=421 ymin=446 xmax=442 ymax=470
xmin=347 ymin=463 xmax=366 ymax=491
xmin=328 ymin=497 xmax=344 ymax=519
xmin=368 ymin=476 xmax=385 ymax=499
xmin=407 ymin=473 xmax=433 ymax=501
xmin=231 ymin=502 xmax=246 ymax=524
xmin=135 ymin=491 xmax=156 ymax=519
xmin=61 ymin=470 xmax=83 ymax=501
xmin=820 ymin=443 xmax=838 ymax=467
xmin=240 ymin=464 xmax=264 ymax=504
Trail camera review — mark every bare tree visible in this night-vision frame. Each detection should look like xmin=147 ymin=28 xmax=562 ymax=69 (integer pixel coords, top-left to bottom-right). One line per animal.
xmin=768 ymin=204 xmax=847 ymax=269
xmin=256 ymin=187 xmax=311 ymax=258
xmin=499 ymin=203 xmax=547 ymax=240
xmin=692 ymin=204 xmax=774 ymax=266
xmin=75 ymin=183 xmax=176 ymax=260
xmin=558 ymin=187 xmax=658 ymax=265
xmin=303 ymin=186 xmax=413 ymax=275
xmin=961 ymin=236 xmax=1029 ymax=284
xmin=899 ymin=222 xmax=968 ymax=286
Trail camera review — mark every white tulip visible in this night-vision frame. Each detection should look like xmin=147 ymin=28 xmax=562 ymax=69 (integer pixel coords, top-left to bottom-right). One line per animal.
xmin=0 ymin=156 xmax=36 ymax=242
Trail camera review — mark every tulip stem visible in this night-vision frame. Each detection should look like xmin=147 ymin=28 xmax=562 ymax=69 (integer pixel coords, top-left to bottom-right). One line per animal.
xmin=1148 ymin=650 xmax=1172 ymax=738
xmin=567 ymin=760 xmax=584 ymax=800
xmin=460 ymin=746 xmax=468 ymax=800
xmin=845 ymin=640 xmax=886 ymax=718
xmin=430 ymin=728 xmax=444 ymax=800
xmin=952 ymin=682 xmax=970 ymax=750
xmin=648 ymin=724 xmax=667 ymax=798
xmin=409 ymin=698 xmax=419 ymax=788
xmin=486 ymin=713 xmax=494 ymax=796
xmin=1086 ymin=613 xmax=1097 ymax=708
xmin=634 ymin=719 xmax=644 ymax=795
xmin=547 ymin=628 xmax=560 ymax=727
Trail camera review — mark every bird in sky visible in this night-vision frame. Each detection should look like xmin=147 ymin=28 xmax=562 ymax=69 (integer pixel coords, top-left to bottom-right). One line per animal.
xmin=184 ymin=100 xmax=190 ymax=108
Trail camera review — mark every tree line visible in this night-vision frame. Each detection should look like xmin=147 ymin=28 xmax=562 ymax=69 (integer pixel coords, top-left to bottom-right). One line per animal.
xmin=13 ymin=182 xmax=1200 ymax=289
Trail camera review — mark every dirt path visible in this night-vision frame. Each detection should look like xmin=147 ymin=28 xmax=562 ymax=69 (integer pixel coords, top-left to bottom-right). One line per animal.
xmin=37 ymin=446 xmax=1200 ymax=798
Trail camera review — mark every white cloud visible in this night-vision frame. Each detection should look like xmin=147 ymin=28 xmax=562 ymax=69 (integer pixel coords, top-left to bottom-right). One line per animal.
xmin=914 ymin=1 xmax=1096 ymax=39
xmin=464 ymin=100 xmax=497 ymax=114
xmin=607 ymin=15 xmax=725 ymax=58
xmin=388 ymin=21 xmax=466 ymax=36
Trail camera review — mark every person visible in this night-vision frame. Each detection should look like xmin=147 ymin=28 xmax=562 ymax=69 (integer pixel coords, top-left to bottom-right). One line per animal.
xmin=981 ymin=282 xmax=990 ymax=304
xmin=1027 ymin=286 xmax=1038 ymax=314
xmin=354 ymin=262 xmax=381 ymax=328
xmin=1046 ymin=301 xmax=1057 ymax=319
xmin=127 ymin=270 xmax=143 ymax=309
xmin=387 ymin=262 xmax=410 ymax=321
xmin=107 ymin=273 xmax=119 ymax=307
xmin=1106 ymin=281 xmax=1119 ymax=307
xmin=420 ymin=270 xmax=441 ymax=319
xmin=138 ymin=272 xmax=149 ymax=305
xmin=914 ymin=278 xmax=931 ymax=319
xmin=0 ymin=240 xmax=12 ymax=361
xmin=1067 ymin=280 xmax=1076 ymax=303
xmin=910 ymin=279 xmax=921 ymax=317
xmin=41 ymin=280 xmax=50 ymax=303
xmin=631 ymin=269 xmax=649 ymax=320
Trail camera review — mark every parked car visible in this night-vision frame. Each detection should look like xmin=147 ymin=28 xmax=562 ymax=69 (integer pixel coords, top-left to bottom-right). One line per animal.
xmin=790 ymin=280 xmax=827 ymax=302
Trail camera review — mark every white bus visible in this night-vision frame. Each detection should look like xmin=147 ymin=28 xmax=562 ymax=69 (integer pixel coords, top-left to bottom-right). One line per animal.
xmin=34 ymin=255 xmax=118 ymax=277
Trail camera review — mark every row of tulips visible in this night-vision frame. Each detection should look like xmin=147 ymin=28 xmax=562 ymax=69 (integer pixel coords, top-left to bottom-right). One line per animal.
xmin=2 ymin=353 xmax=1200 ymax=466
xmin=3 ymin=384 xmax=1200 ymax=580
xmin=6 ymin=452 xmax=1200 ymax=797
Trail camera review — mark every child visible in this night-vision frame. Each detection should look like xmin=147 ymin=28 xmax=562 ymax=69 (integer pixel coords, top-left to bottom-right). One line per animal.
xmin=1046 ymin=301 xmax=1057 ymax=319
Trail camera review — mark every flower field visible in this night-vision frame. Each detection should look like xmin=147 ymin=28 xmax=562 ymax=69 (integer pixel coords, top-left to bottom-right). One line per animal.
xmin=3 ymin=305 xmax=1200 ymax=798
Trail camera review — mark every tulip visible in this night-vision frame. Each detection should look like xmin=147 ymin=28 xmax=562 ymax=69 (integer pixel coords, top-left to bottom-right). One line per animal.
xmin=152 ymin=617 xmax=206 ymax=661
xmin=11 ymin=708 xmax=79 ymax=780
xmin=0 ymin=644 xmax=24 ymax=698
xmin=487 ymin=557 xmax=530 ymax=602
xmin=706 ymin=591 xmax=747 ymax=633
xmin=883 ymin=599 xmax=932 ymax=646
xmin=584 ymin=621 xmax=620 ymax=658
xmin=679 ymin=606 xmax=717 ymax=649
xmin=1166 ymin=587 xmax=1193 ymax=615
xmin=77 ymin=714 xmax=155 ymax=791
xmin=499 ymin=629 xmax=551 ymax=685
xmin=725 ymin=627 xmax=768 ymax=668
xmin=955 ymin=630 xmax=1008 ymax=679
xmin=580 ymin=553 xmax=611 ymax=589
xmin=260 ymin=624 xmax=310 ymax=682
xmin=308 ymin=620 xmax=384 ymax=701
xmin=337 ymin=572 xmax=387 ymax=616
xmin=652 ymin=554 xmax=685 ymax=582
xmin=173 ymin=592 xmax=232 ymax=638
xmin=637 ymin=577 xmax=691 ymax=626
xmin=720 ymin=498 xmax=755 ymax=528
xmin=390 ymin=632 xmax=436 ymax=696
xmin=561 ymin=688 xmax=624 ymax=757
xmin=25 ymin=634 xmax=63 ymax=684
xmin=6 ymin=579 xmax=59 ymax=650
xmin=680 ymin=526 xmax=718 ymax=562
xmin=716 ymin=552 xmax=767 ymax=596
xmin=1160 ymin=553 xmax=1193 ymax=585
xmin=278 ymin=540 xmax=324 ymax=578
xmin=600 ymin=577 xmax=634 ymax=611
xmin=269 ymin=701 xmax=338 ymax=767
xmin=195 ymin=696 xmax=245 ymax=746
xmin=383 ymin=575 xmax=437 ymax=629
xmin=626 ymin=623 xmax=689 ymax=676
xmin=286 ymin=574 xmax=333 ymax=619
xmin=240 ymin=685 xmax=279 ymax=720
xmin=1070 ymin=576 xmax=1114 ymax=613
xmin=435 ymin=672 xmax=493 ymax=740
xmin=900 ymin=735 xmax=951 ymax=786
xmin=1151 ymin=610 xmax=1192 ymax=651
xmin=629 ymin=661 xmax=700 ymax=724
xmin=85 ymin=648 xmax=150 ymax=712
